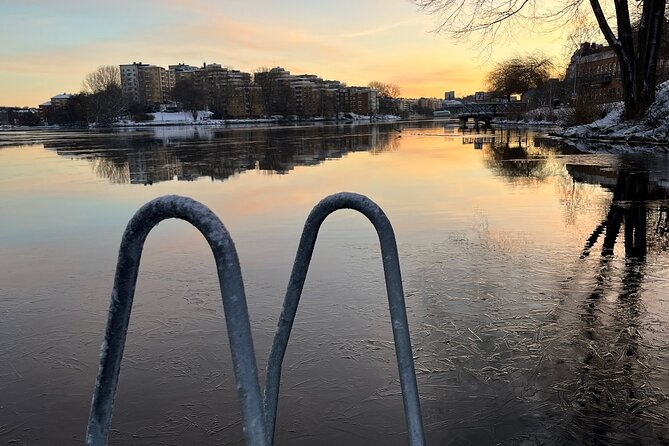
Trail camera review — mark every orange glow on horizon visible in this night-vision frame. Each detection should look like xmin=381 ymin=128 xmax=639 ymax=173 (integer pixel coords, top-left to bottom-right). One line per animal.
xmin=0 ymin=0 xmax=569 ymax=107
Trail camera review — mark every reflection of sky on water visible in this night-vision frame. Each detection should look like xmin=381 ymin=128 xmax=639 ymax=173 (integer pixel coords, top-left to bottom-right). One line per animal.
xmin=0 ymin=122 xmax=668 ymax=445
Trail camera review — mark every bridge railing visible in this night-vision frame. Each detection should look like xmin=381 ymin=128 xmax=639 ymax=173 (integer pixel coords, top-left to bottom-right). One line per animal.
xmin=457 ymin=101 xmax=526 ymax=117
xmin=86 ymin=193 xmax=425 ymax=446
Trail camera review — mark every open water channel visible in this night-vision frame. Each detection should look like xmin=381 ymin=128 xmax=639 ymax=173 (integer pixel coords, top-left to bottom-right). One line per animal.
xmin=1 ymin=121 xmax=668 ymax=445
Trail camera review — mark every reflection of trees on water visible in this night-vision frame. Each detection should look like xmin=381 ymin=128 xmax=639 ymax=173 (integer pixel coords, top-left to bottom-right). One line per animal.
xmin=581 ymin=170 xmax=652 ymax=258
xmin=89 ymin=158 xmax=128 ymax=184
xmin=650 ymin=206 xmax=669 ymax=254
xmin=554 ymin=167 xmax=616 ymax=227
xmin=44 ymin=124 xmax=401 ymax=185
xmin=563 ymin=167 xmax=669 ymax=444
xmin=574 ymin=161 xmax=669 ymax=259
xmin=463 ymin=130 xmax=669 ymax=442
xmin=462 ymin=128 xmax=610 ymax=226
xmin=462 ymin=128 xmax=561 ymax=183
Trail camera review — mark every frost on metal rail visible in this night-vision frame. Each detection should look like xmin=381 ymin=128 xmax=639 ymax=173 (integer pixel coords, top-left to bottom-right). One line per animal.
xmin=86 ymin=193 xmax=425 ymax=446
xmin=263 ymin=193 xmax=425 ymax=446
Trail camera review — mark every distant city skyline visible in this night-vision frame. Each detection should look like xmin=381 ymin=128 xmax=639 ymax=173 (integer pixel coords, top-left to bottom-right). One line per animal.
xmin=0 ymin=0 xmax=569 ymax=107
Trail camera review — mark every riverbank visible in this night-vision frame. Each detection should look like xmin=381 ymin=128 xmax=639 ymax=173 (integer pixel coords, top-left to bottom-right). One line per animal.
xmin=493 ymin=80 xmax=669 ymax=149
xmin=114 ymin=111 xmax=402 ymax=127
xmin=553 ymin=80 xmax=669 ymax=146
xmin=0 ymin=114 xmax=403 ymax=133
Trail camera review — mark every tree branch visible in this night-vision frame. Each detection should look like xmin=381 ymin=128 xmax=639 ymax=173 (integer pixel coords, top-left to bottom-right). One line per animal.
xmin=588 ymin=0 xmax=620 ymax=48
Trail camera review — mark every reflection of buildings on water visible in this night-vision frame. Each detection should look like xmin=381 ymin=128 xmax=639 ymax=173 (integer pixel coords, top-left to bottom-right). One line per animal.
xmin=461 ymin=135 xmax=496 ymax=150
xmin=44 ymin=124 xmax=400 ymax=185
xmin=458 ymin=125 xmax=498 ymax=150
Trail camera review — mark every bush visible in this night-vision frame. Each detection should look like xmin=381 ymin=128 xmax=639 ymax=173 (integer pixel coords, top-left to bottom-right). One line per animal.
xmin=524 ymin=106 xmax=557 ymax=122
xmin=132 ymin=113 xmax=154 ymax=123
xmin=562 ymin=100 xmax=601 ymax=126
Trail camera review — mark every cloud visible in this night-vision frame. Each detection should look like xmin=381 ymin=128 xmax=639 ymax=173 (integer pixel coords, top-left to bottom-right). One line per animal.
xmin=0 ymin=0 xmax=565 ymax=106
xmin=343 ymin=20 xmax=419 ymax=38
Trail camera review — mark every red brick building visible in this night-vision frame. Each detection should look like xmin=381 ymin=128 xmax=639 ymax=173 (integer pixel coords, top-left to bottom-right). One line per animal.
xmin=566 ymin=41 xmax=669 ymax=104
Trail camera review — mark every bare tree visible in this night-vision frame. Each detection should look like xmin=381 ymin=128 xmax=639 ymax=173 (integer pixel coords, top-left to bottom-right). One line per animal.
xmin=83 ymin=65 xmax=121 ymax=94
xmin=81 ymin=66 xmax=124 ymax=125
xmin=368 ymin=81 xmax=402 ymax=98
xmin=172 ymin=78 xmax=207 ymax=120
xmin=414 ymin=0 xmax=668 ymax=119
xmin=368 ymin=81 xmax=402 ymax=115
xmin=487 ymin=54 xmax=554 ymax=99
xmin=565 ymin=8 xmax=601 ymax=55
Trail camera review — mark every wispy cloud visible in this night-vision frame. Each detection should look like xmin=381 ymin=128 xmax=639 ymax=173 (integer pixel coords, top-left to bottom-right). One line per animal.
xmin=343 ymin=20 xmax=419 ymax=38
xmin=0 ymin=0 xmax=565 ymax=106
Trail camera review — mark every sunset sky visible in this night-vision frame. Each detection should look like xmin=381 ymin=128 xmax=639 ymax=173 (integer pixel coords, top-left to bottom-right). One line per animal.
xmin=0 ymin=0 xmax=571 ymax=107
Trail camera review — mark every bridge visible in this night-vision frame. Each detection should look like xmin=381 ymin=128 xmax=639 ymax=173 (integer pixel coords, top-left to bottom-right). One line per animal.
xmin=456 ymin=101 xmax=526 ymax=127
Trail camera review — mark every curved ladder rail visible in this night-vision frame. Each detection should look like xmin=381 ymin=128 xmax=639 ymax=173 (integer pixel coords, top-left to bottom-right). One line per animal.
xmin=86 ymin=196 xmax=268 ymax=446
xmin=264 ymin=192 xmax=425 ymax=446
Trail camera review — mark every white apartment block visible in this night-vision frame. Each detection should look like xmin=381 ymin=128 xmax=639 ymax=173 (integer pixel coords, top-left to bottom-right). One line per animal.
xmin=120 ymin=62 xmax=168 ymax=105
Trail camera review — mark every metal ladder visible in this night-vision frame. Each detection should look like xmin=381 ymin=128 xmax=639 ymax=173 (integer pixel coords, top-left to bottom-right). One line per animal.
xmin=86 ymin=192 xmax=425 ymax=446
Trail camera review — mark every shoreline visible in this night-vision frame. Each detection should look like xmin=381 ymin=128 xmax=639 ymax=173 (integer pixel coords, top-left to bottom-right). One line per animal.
xmin=548 ymin=131 xmax=669 ymax=147
xmin=0 ymin=116 xmax=403 ymax=132
xmin=4 ymin=119 xmax=668 ymax=149
xmin=493 ymin=119 xmax=669 ymax=148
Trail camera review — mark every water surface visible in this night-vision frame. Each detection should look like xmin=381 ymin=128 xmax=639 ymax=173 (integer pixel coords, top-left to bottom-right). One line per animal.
xmin=1 ymin=122 xmax=668 ymax=445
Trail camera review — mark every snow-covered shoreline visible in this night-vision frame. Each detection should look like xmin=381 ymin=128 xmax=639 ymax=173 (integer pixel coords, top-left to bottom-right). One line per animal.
xmin=494 ymin=120 xmax=563 ymax=128
xmin=112 ymin=111 xmax=401 ymax=128
xmin=552 ymin=80 xmax=669 ymax=146
xmin=483 ymin=80 xmax=669 ymax=150
xmin=0 ymin=113 xmax=402 ymax=133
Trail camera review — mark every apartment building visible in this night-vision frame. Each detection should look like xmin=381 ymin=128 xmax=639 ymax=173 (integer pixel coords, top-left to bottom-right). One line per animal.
xmin=397 ymin=98 xmax=417 ymax=114
xmin=121 ymin=61 xmax=257 ymax=107
xmin=167 ymin=64 xmax=199 ymax=90
xmin=254 ymin=67 xmax=379 ymax=117
xmin=198 ymin=63 xmax=252 ymax=101
xmin=339 ymin=87 xmax=379 ymax=116
xmin=223 ymin=85 xmax=264 ymax=118
xmin=200 ymin=63 xmax=251 ymax=86
xmin=417 ymin=97 xmax=443 ymax=111
xmin=120 ymin=62 xmax=167 ymax=105
xmin=117 ymin=62 xmax=380 ymax=118
xmin=254 ymin=67 xmax=293 ymax=115
xmin=289 ymin=79 xmax=320 ymax=117
xmin=567 ymin=42 xmax=669 ymax=104
xmin=253 ymin=67 xmax=292 ymax=86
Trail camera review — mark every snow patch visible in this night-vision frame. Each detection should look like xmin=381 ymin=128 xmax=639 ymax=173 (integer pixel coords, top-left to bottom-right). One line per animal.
xmin=373 ymin=114 xmax=402 ymax=121
xmin=558 ymin=80 xmax=669 ymax=144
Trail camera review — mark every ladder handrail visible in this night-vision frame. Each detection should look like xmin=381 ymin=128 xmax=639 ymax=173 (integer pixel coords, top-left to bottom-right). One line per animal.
xmin=263 ymin=192 xmax=425 ymax=446
xmin=87 ymin=193 xmax=424 ymax=446
xmin=86 ymin=195 xmax=268 ymax=446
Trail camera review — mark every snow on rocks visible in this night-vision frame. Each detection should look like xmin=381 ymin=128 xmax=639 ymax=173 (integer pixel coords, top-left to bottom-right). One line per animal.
xmin=559 ymin=80 xmax=669 ymax=144
xmin=562 ymin=138 xmax=669 ymax=154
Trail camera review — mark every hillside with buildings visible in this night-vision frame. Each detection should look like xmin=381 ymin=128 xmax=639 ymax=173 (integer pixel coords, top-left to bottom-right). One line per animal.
xmin=119 ymin=63 xmax=379 ymax=119
xmin=32 ymin=63 xmax=383 ymax=125
xmin=7 ymin=35 xmax=668 ymax=137
xmin=1 ymin=61 xmax=452 ymax=127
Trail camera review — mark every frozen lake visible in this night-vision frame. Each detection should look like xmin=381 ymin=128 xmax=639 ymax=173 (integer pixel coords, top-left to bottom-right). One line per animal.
xmin=1 ymin=121 xmax=669 ymax=444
